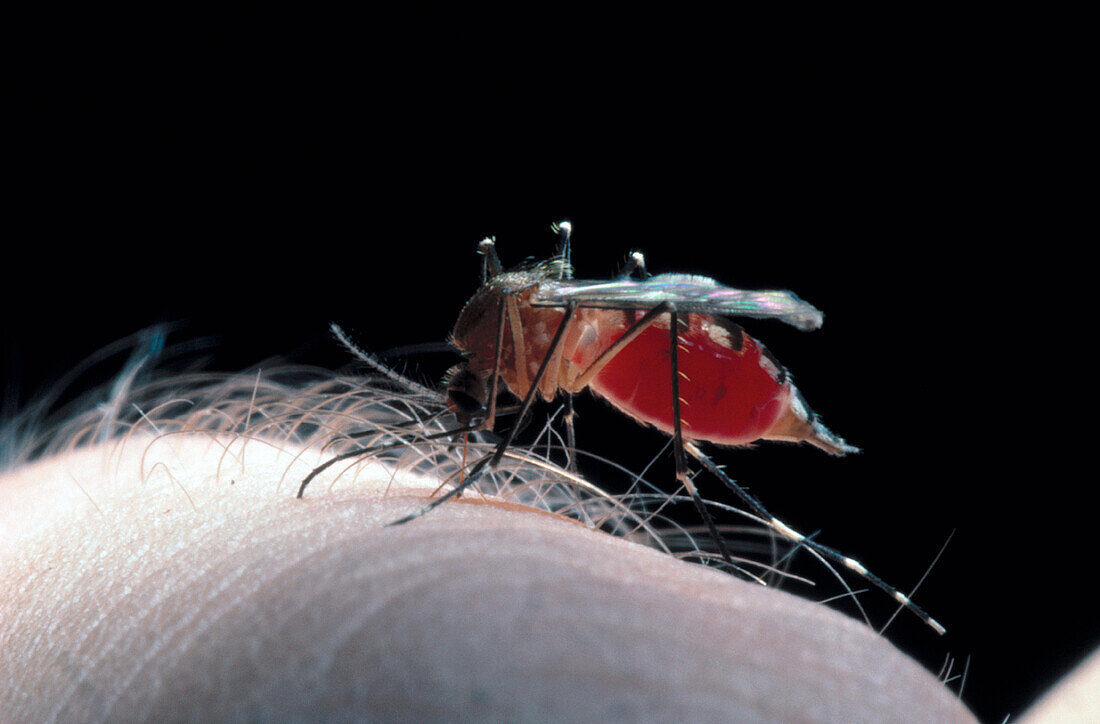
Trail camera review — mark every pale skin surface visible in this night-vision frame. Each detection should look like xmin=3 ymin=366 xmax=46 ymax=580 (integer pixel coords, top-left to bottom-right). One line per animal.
xmin=1018 ymin=645 xmax=1100 ymax=723
xmin=0 ymin=427 xmax=982 ymax=723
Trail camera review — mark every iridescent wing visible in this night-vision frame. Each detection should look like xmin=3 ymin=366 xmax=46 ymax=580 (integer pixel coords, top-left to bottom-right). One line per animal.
xmin=531 ymin=273 xmax=824 ymax=331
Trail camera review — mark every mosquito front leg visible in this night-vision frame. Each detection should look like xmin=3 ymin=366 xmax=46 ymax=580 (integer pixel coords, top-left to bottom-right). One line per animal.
xmin=297 ymin=424 xmax=480 ymax=498
xmin=387 ymin=303 xmax=578 ymax=526
xmin=490 ymin=302 xmax=576 ymax=465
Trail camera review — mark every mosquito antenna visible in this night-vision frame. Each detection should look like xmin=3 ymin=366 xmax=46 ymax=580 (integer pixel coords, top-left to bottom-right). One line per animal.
xmin=330 ymin=324 xmax=438 ymax=399
xmin=479 ymin=236 xmax=502 ymax=282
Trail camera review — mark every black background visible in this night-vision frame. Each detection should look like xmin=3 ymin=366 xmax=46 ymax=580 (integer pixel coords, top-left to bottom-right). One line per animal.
xmin=4 ymin=7 xmax=1093 ymax=722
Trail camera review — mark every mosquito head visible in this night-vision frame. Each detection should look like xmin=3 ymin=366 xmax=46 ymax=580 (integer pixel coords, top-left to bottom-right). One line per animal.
xmin=443 ymin=363 xmax=489 ymax=428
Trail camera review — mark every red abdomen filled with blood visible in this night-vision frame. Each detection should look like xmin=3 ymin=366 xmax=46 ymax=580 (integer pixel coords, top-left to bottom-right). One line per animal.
xmin=570 ymin=312 xmax=792 ymax=446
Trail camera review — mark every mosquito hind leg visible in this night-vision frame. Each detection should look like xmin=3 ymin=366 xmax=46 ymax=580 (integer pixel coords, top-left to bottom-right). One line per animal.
xmin=684 ymin=440 xmax=946 ymax=635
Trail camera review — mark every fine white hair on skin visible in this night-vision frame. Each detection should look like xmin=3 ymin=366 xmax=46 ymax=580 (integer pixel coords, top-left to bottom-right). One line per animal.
xmin=0 ymin=362 xmax=663 ymax=548
xmin=0 ymin=331 xmax=977 ymax=721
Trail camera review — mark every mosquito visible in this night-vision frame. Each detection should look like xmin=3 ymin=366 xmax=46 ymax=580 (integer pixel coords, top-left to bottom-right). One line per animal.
xmin=299 ymin=221 xmax=945 ymax=635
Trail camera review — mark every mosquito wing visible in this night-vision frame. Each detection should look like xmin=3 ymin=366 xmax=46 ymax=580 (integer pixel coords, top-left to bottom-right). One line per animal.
xmin=532 ymin=274 xmax=824 ymax=331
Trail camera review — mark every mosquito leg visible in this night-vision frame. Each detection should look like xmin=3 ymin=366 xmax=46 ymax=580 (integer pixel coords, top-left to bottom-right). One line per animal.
xmin=312 ymin=301 xmax=509 ymax=501
xmin=563 ymin=392 xmax=577 ymax=473
xmin=297 ymin=423 xmax=480 ymax=498
xmin=339 ymin=408 xmax=449 ymax=442
xmin=387 ymin=303 xmax=578 ymax=526
xmin=386 ymin=446 xmax=498 ymax=526
xmin=505 ymin=295 xmax=531 ymax=394
xmin=448 ymin=294 xmax=508 ymax=495
xmin=481 ymin=295 xmax=508 ymax=434
xmin=685 ymin=441 xmax=946 ymax=635
xmin=492 ymin=302 xmax=575 ymax=465
xmin=668 ymin=308 xmax=737 ymax=570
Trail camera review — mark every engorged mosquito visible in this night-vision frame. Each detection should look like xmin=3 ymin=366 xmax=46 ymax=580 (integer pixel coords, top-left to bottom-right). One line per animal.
xmin=299 ymin=221 xmax=945 ymax=635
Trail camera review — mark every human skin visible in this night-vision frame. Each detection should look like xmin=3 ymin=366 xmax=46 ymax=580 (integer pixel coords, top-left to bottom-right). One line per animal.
xmin=0 ymin=425 xmax=977 ymax=722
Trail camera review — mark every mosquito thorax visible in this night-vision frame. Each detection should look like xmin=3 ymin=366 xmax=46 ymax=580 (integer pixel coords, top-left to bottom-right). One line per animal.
xmin=449 ymin=261 xmax=570 ymax=405
xmin=452 ymin=267 xmax=549 ymax=346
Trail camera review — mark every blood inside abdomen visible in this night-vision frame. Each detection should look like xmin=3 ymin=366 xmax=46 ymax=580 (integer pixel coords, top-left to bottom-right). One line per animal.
xmin=569 ymin=313 xmax=790 ymax=446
